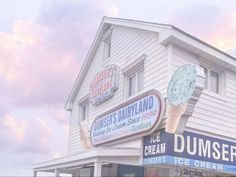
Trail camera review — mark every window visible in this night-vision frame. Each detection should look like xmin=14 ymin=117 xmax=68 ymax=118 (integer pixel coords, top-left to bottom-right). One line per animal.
xmin=103 ymin=28 xmax=112 ymax=60
xmin=201 ymin=66 xmax=220 ymax=94
xmin=79 ymin=98 xmax=89 ymax=121
xmin=122 ymin=54 xmax=146 ymax=99
xmin=127 ymin=69 xmax=144 ymax=97
xmin=81 ymin=104 xmax=88 ymax=121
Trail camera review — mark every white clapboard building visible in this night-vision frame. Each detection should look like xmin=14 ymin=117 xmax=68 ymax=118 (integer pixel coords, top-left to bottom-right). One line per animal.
xmin=33 ymin=17 xmax=236 ymax=177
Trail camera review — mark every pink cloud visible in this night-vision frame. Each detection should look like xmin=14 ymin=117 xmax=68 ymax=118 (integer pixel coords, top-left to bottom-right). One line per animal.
xmin=0 ymin=0 xmax=119 ymax=110
xmin=0 ymin=0 xmax=119 ymax=174
xmin=169 ymin=3 xmax=236 ymax=53
xmin=0 ymin=114 xmax=52 ymax=154
xmin=0 ymin=20 xmax=80 ymax=108
xmin=16 ymin=116 xmax=52 ymax=154
xmin=47 ymin=108 xmax=70 ymax=125
xmin=0 ymin=1 xmax=120 ymax=175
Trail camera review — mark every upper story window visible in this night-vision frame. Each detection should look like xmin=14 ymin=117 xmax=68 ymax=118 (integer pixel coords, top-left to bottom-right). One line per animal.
xmin=122 ymin=54 xmax=146 ymax=99
xmin=103 ymin=28 xmax=112 ymax=60
xmin=201 ymin=65 xmax=221 ymax=94
xmin=78 ymin=97 xmax=89 ymax=121
xmin=127 ymin=68 xmax=144 ymax=97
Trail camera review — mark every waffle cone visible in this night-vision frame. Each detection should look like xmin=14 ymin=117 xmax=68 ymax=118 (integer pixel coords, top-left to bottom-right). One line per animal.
xmin=165 ymin=104 xmax=187 ymax=133
xmin=79 ymin=123 xmax=92 ymax=149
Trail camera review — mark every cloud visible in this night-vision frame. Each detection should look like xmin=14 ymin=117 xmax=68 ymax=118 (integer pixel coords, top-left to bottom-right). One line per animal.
xmin=0 ymin=0 xmax=119 ymax=111
xmin=38 ymin=0 xmax=119 ymax=58
xmin=169 ymin=3 xmax=236 ymax=54
xmin=17 ymin=116 xmax=52 ymax=154
xmin=0 ymin=20 xmax=80 ymax=108
xmin=0 ymin=0 xmax=119 ymax=174
xmin=0 ymin=114 xmax=52 ymax=154
xmin=47 ymin=108 xmax=69 ymax=125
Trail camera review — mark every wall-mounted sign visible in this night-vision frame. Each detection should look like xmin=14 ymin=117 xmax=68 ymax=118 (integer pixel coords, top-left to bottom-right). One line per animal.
xmin=177 ymin=168 xmax=204 ymax=177
xmin=90 ymin=65 xmax=118 ymax=105
xmin=166 ymin=64 xmax=205 ymax=133
xmin=143 ymin=129 xmax=236 ymax=174
xmin=90 ymin=89 xmax=164 ymax=146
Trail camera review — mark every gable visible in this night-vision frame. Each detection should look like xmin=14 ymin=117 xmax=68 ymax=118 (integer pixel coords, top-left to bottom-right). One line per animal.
xmin=65 ymin=17 xmax=236 ymax=111
xmin=65 ymin=18 xmax=169 ymax=110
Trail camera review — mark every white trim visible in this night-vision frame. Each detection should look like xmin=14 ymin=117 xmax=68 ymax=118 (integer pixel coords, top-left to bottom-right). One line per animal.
xmin=167 ymin=44 xmax=173 ymax=83
xmin=200 ymin=61 xmax=226 ymax=99
xmin=121 ymin=55 xmax=146 ymax=99
xmin=77 ymin=95 xmax=90 ymax=122
xmin=33 ymin=148 xmax=141 ymax=172
xmin=102 ymin=28 xmax=112 ymax=41
xmin=103 ymin=28 xmax=112 ymax=61
xmin=121 ymin=54 xmax=146 ymax=75
xmin=126 ymin=69 xmax=144 ymax=98
xmin=160 ymin=32 xmax=236 ymax=70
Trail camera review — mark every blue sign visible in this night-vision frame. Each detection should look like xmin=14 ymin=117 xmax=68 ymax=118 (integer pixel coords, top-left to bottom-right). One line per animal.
xmin=143 ymin=129 xmax=236 ymax=174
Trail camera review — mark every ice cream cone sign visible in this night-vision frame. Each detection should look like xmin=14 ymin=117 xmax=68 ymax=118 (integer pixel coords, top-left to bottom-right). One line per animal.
xmin=79 ymin=121 xmax=92 ymax=149
xmin=166 ymin=64 xmax=205 ymax=134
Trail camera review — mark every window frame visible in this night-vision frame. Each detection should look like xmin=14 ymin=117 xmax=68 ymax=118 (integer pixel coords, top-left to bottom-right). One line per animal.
xmin=78 ymin=97 xmax=90 ymax=122
xmin=81 ymin=103 xmax=88 ymax=121
xmin=200 ymin=64 xmax=223 ymax=96
xmin=127 ymin=68 xmax=144 ymax=98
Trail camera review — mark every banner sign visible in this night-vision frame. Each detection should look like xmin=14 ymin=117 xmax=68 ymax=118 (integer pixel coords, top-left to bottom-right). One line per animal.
xmin=90 ymin=65 xmax=118 ymax=105
xmin=90 ymin=89 xmax=164 ymax=146
xmin=143 ymin=129 xmax=236 ymax=174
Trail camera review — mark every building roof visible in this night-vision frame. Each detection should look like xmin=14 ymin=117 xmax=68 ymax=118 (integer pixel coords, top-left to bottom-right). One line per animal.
xmin=65 ymin=16 xmax=236 ymax=110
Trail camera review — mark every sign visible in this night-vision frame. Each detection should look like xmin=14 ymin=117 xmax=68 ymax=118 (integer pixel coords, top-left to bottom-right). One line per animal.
xmin=90 ymin=65 xmax=118 ymax=105
xmin=143 ymin=129 xmax=236 ymax=174
xmin=166 ymin=64 xmax=204 ymax=133
xmin=178 ymin=168 xmax=204 ymax=177
xmin=90 ymin=89 xmax=164 ymax=146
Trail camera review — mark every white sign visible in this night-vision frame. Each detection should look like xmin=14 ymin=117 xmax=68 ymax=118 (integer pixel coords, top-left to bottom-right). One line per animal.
xmin=90 ymin=89 xmax=164 ymax=146
xmin=90 ymin=65 xmax=118 ymax=105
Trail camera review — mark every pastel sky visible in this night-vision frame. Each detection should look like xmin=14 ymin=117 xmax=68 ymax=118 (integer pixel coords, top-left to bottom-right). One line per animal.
xmin=1 ymin=0 xmax=236 ymax=176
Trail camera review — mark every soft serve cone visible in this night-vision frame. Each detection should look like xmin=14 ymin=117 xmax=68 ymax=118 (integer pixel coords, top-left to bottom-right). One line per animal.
xmin=166 ymin=64 xmax=205 ymax=134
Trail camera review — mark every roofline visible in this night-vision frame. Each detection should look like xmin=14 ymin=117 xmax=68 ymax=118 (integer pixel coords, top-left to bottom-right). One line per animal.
xmin=104 ymin=17 xmax=236 ymax=60
xmin=64 ymin=17 xmax=107 ymax=110
xmin=171 ymin=26 xmax=236 ymax=60
xmin=65 ymin=16 xmax=236 ymax=110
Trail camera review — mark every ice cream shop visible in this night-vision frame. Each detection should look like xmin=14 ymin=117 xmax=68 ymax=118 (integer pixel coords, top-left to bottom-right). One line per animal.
xmin=33 ymin=17 xmax=236 ymax=177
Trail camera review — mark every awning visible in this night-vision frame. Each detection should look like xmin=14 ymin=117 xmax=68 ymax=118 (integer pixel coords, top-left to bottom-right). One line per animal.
xmin=33 ymin=147 xmax=142 ymax=175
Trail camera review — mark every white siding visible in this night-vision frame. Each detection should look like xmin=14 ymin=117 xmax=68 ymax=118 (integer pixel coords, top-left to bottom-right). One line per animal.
xmin=68 ymin=27 xmax=236 ymax=155
xmin=172 ymin=45 xmax=236 ymax=140
xmin=68 ymin=25 xmax=169 ymax=154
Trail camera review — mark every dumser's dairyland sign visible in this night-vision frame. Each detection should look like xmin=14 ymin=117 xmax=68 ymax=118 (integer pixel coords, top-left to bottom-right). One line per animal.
xmin=90 ymin=65 xmax=118 ymax=105
xmin=90 ymin=89 xmax=164 ymax=146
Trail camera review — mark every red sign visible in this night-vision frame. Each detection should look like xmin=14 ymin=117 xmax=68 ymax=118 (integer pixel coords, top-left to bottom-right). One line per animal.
xmin=90 ymin=65 xmax=118 ymax=105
